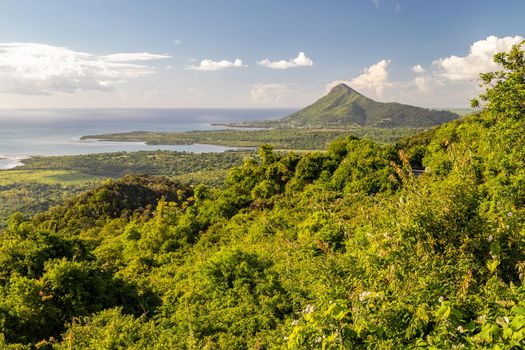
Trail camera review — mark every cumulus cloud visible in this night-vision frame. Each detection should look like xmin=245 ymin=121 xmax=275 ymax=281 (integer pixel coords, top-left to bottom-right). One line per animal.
xmin=412 ymin=64 xmax=426 ymax=74
xmin=250 ymin=83 xmax=290 ymax=104
xmin=433 ymin=35 xmax=524 ymax=81
xmin=328 ymin=59 xmax=392 ymax=97
xmin=326 ymin=59 xmax=391 ymax=97
xmin=324 ymin=35 xmax=524 ymax=107
xmin=186 ymin=58 xmax=244 ymax=71
xmin=0 ymin=42 xmax=170 ymax=95
xmin=413 ymin=75 xmax=433 ymax=93
xmin=257 ymin=52 xmax=313 ymax=69
xmin=350 ymin=59 xmax=391 ymax=96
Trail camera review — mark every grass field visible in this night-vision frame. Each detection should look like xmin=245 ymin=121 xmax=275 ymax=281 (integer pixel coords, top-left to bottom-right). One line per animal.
xmin=0 ymin=169 xmax=103 ymax=186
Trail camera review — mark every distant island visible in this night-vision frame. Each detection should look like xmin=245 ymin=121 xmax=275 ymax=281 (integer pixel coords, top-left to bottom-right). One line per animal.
xmin=83 ymin=84 xmax=464 ymax=149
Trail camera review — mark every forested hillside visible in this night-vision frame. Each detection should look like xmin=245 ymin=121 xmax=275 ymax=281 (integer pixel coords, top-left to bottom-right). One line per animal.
xmin=0 ymin=42 xmax=524 ymax=349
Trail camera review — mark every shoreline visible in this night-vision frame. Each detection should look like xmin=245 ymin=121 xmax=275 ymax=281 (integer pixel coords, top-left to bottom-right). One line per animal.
xmin=0 ymin=137 xmax=252 ymax=171
xmin=0 ymin=156 xmax=30 ymax=170
xmin=0 ymin=144 xmax=255 ymax=171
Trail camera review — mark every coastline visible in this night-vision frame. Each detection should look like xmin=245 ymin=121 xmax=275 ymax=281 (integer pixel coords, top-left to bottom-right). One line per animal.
xmin=1 ymin=133 xmax=252 ymax=172
xmin=79 ymin=126 xmax=423 ymax=150
xmin=0 ymin=156 xmax=30 ymax=170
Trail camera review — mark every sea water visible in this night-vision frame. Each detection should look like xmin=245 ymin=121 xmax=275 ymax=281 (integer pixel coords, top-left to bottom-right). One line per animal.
xmin=0 ymin=108 xmax=294 ymax=169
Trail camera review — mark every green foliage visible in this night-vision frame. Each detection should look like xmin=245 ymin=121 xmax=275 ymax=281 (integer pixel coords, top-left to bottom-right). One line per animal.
xmin=298 ymin=211 xmax=345 ymax=252
xmin=330 ymin=137 xmax=398 ymax=194
xmin=0 ymin=43 xmax=525 ymax=349
xmin=55 ymin=308 xmax=156 ymax=350
xmin=471 ymin=40 xmax=525 ymax=119
xmin=287 ymin=301 xmax=358 ymax=349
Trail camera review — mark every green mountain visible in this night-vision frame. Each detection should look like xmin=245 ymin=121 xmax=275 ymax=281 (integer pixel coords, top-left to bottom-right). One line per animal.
xmin=281 ymin=83 xmax=460 ymax=128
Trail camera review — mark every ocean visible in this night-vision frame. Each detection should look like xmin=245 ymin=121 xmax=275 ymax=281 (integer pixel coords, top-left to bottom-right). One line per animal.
xmin=0 ymin=108 xmax=295 ymax=169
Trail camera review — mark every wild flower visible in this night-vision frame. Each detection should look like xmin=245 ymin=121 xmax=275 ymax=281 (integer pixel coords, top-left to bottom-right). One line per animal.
xmin=303 ymin=304 xmax=314 ymax=314
xmin=359 ymin=291 xmax=373 ymax=302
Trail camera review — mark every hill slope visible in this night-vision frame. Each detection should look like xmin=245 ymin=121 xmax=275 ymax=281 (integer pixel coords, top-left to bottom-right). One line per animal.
xmin=281 ymin=83 xmax=459 ymax=128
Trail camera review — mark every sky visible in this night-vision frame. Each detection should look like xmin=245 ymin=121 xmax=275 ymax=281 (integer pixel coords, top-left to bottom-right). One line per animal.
xmin=0 ymin=0 xmax=524 ymax=109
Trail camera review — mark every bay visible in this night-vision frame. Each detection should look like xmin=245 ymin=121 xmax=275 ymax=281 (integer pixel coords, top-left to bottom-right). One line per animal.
xmin=0 ymin=108 xmax=294 ymax=169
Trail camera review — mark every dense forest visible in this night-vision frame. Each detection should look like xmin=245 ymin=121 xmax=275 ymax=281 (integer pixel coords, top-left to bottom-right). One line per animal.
xmin=0 ymin=42 xmax=524 ymax=349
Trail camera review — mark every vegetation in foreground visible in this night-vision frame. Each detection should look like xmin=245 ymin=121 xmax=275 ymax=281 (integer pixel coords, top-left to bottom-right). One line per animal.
xmin=0 ymin=42 xmax=524 ymax=349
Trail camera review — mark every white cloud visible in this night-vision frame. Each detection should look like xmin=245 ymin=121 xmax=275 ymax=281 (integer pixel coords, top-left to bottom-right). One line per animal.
xmin=0 ymin=42 xmax=170 ymax=95
xmin=323 ymin=35 xmax=524 ymax=107
xmin=413 ymin=75 xmax=431 ymax=93
xmin=172 ymin=39 xmax=183 ymax=45
xmin=257 ymin=52 xmax=313 ymax=69
xmin=250 ymin=83 xmax=290 ymax=104
xmin=433 ymin=35 xmax=524 ymax=81
xmin=350 ymin=59 xmax=391 ymax=96
xmin=326 ymin=59 xmax=391 ymax=97
xmin=328 ymin=59 xmax=391 ymax=97
xmin=412 ymin=64 xmax=426 ymax=74
xmin=187 ymin=58 xmax=244 ymax=71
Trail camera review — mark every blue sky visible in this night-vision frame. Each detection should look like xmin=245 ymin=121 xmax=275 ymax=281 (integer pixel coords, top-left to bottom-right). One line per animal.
xmin=0 ymin=0 xmax=524 ymax=108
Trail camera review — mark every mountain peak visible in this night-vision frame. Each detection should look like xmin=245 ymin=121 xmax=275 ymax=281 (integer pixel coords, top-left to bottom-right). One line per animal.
xmin=329 ymin=83 xmax=362 ymax=96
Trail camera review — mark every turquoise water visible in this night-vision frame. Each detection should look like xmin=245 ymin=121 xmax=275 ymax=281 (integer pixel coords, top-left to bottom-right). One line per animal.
xmin=0 ymin=108 xmax=294 ymax=169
